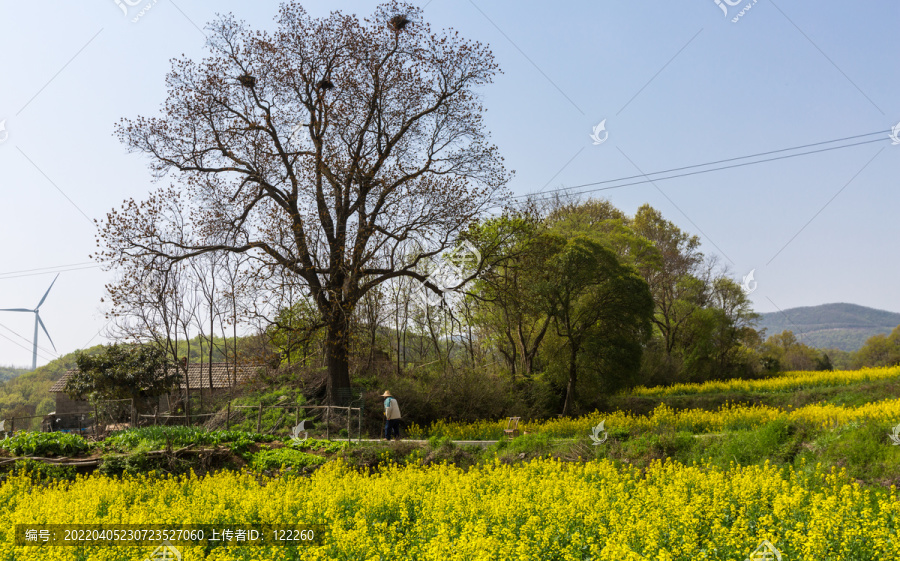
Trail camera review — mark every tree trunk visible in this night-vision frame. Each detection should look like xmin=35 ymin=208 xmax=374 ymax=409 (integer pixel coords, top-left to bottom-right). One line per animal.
xmin=325 ymin=315 xmax=352 ymax=405
xmin=562 ymin=344 xmax=578 ymax=417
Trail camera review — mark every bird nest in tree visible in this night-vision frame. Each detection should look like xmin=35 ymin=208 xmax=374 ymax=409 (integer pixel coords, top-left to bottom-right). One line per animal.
xmin=238 ymin=74 xmax=257 ymax=88
xmin=316 ymin=78 xmax=334 ymax=90
xmin=388 ymin=15 xmax=410 ymax=32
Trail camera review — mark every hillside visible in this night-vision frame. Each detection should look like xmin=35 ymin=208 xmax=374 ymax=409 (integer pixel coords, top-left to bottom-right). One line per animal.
xmin=0 ymin=336 xmax=250 ymax=420
xmin=757 ymin=303 xmax=900 ymax=351
xmin=0 ymin=366 xmax=29 ymax=384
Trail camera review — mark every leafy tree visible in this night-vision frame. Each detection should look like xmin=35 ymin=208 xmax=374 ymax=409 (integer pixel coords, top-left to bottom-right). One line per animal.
xmin=629 ymin=204 xmax=704 ymax=361
xmin=854 ymin=326 xmax=900 ymax=368
xmin=759 ymin=331 xmax=831 ymax=372
xmin=468 ymin=214 xmax=554 ymax=378
xmin=626 ymin=204 xmax=763 ymax=384
xmin=0 ymin=366 xmax=29 ymax=384
xmin=676 ymin=277 xmax=760 ymax=382
xmin=65 ymin=344 xmax=181 ymax=412
xmin=100 ymin=2 xmax=510 ymax=403
xmin=537 ymin=235 xmax=653 ymax=415
xmin=546 ymin=199 xmax=660 ymax=270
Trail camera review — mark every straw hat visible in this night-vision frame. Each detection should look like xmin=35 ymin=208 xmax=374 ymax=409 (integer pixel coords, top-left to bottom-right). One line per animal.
xmin=380 ymin=390 xmax=393 ymax=397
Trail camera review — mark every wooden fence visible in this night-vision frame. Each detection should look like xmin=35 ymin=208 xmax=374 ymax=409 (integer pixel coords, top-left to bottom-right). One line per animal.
xmin=2 ymin=400 xmax=364 ymax=443
xmin=0 ymin=412 xmax=96 ymax=436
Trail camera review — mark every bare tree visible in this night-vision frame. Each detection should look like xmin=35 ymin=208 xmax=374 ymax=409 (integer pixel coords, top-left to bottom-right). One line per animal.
xmin=100 ymin=2 xmax=510 ymax=403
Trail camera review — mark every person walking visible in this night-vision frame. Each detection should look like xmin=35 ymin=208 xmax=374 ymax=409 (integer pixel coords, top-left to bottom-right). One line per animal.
xmin=382 ymin=390 xmax=402 ymax=441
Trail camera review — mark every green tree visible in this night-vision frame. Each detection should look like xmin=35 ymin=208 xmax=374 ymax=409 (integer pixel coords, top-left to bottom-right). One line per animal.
xmin=760 ymin=331 xmax=831 ymax=372
xmin=628 ymin=204 xmax=764 ymax=384
xmin=629 ymin=204 xmax=704 ymax=362
xmin=537 ymin=235 xmax=653 ymax=415
xmin=854 ymin=326 xmax=900 ymax=368
xmin=676 ymin=277 xmax=760 ymax=382
xmin=468 ymin=214 xmax=555 ymax=378
xmin=546 ymin=199 xmax=659 ymax=270
xmin=65 ymin=344 xmax=181 ymax=412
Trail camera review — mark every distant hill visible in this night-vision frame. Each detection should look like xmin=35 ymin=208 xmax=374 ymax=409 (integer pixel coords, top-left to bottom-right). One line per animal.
xmin=757 ymin=303 xmax=900 ymax=351
xmin=0 ymin=366 xmax=30 ymax=383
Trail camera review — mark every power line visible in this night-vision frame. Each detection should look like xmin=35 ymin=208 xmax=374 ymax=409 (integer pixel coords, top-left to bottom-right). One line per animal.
xmin=0 ymin=332 xmax=43 ymax=359
xmin=0 ymin=264 xmax=100 ymax=281
xmin=0 ymin=322 xmax=59 ymax=358
xmin=0 ymin=323 xmax=58 ymax=362
xmin=17 ymin=147 xmax=94 ymax=225
xmin=535 ymin=137 xmax=885 ymax=202
xmin=0 ymin=262 xmax=94 ymax=276
xmin=509 ymin=129 xmax=890 ymax=204
xmin=79 ymin=319 xmax=112 ymax=350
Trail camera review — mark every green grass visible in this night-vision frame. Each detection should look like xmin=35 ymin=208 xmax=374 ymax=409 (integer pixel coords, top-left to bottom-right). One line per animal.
xmin=226 ymin=385 xmax=308 ymax=434
xmin=608 ymin=377 xmax=900 ymax=417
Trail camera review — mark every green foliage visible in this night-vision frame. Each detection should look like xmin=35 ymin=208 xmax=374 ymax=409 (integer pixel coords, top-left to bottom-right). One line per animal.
xmin=97 ymin=452 xmax=156 ymax=477
xmin=536 ymin=234 xmax=654 ymax=413
xmin=0 ymin=431 xmax=91 ymax=457
xmin=802 ymin=422 xmax=897 ymax=482
xmin=694 ymin=418 xmax=804 ymax=466
xmin=4 ymin=458 xmax=77 ymax=481
xmin=427 ymin=435 xmax=455 ymax=452
xmin=491 ymin=433 xmax=552 ymax=456
xmin=172 ymin=334 xmax=241 ymax=364
xmin=267 ymin=299 xmax=325 ymax=367
xmin=287 ymin=438 xmax=345 ymax=454
xmin=0 ymin=366 xmax=29 ymax=383
xmin=226 ymin=386 xmax=307 ymax=434
xmin=854 ymin=325 xmax=900 ymax=368
xmin=67 ymin=343 xmax=180 ymax=405
xmin=760 ymin=331 xmax=833 ymax=373
xmin=249 ymin=448 xmax=326 ymax=472
xmin=103 ymin=426 xmax=274 ymax=452
xmin=0 ymin=345 xmax=106 ymax=421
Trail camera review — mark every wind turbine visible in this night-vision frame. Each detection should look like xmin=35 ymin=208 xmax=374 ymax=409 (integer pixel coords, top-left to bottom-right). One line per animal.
xmin=0 ymin=274 xmax=58 ymax=370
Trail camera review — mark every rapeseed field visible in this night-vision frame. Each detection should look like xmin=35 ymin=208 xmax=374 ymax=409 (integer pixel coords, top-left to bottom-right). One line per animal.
xmin=1 ymin=458 xmax=897 ymax=560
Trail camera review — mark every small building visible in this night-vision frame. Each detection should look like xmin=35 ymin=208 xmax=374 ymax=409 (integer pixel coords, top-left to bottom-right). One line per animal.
xmin=49 ymin=362 xmax=262 ymax=420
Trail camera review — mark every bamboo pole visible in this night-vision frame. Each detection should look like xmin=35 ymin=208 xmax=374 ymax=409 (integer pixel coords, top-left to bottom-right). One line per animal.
xmin=347 ymin=406 xmax=351 ymax=443
xmin=326 ymin=407 xmax=330 ymax=440
xmin=226 ymin=401 xmax=231 ymax=431
xmin=257 ymin=404 xmax=262 ymax=433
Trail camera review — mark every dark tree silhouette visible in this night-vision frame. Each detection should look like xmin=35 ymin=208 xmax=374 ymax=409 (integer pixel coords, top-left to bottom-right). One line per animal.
xmin=99 ymin=2 xmax=510 ymax=403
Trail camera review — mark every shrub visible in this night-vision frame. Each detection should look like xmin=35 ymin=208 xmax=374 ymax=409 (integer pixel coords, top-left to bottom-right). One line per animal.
xmin=103 ymin=426 xmax=275 ymax=451
xmin=4 ymin=459 xmax=76 ymax=481
xmin=286 ymin=438 xmax=345 ymax=454
xmin=0 ymin=431 xmax=90 ymax=457
xmin=249 ymin=448 xmax=326 ymax=472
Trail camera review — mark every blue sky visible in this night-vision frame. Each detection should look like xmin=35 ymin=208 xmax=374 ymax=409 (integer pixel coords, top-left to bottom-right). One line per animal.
xmin=0 ymin=0 xmax=897 ymax=368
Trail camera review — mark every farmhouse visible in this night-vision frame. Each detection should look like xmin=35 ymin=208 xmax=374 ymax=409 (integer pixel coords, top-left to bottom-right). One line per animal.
xmin=48 ymin=362 xmax=262 ymax=417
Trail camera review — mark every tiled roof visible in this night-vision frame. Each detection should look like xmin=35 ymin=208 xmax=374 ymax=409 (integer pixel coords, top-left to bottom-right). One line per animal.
xmin=49 ymin=363 xmax=262 ymax=393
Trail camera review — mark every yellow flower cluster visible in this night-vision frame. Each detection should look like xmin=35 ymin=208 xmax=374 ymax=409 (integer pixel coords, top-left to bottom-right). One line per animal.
xmin=0 ymin=459 xmax=897 ymax=559
xmin=410 ymin=398 xmax=900 ymax=440
xmin=631 ymin=366 xmax=900 ymax=397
